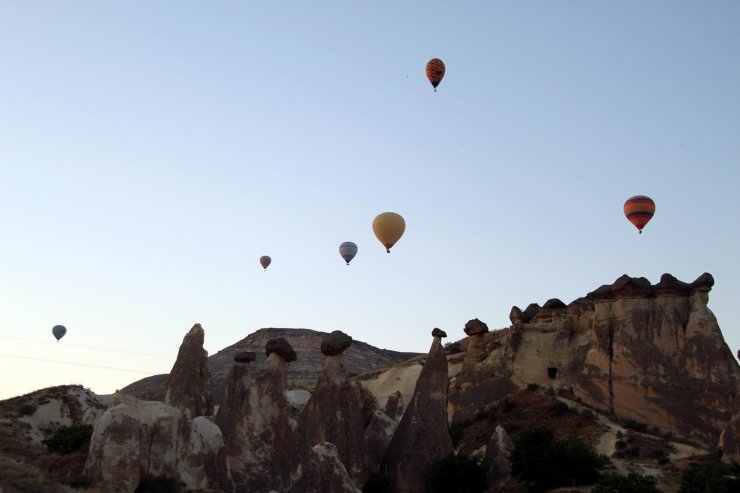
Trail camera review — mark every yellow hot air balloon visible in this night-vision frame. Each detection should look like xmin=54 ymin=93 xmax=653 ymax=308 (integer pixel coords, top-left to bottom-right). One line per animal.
xmin=372 ymin=212 xmax=405 ymax=253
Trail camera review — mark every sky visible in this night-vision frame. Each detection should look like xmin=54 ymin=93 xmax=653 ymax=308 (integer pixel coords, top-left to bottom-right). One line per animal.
xmin=1 ymin=1 xmax=738 ymax=400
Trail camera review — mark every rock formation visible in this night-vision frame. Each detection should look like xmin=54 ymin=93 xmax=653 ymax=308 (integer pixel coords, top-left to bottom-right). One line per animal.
xmin=83 ymin=393 xmax=233 ymax=493
xmin=447 ymin=273 xmax=740 ymax=458
xmin=301 ymin=330 xmax=368 ymax=489
xmin=462 ymin=319 xmax=489 ymax=370
xmin=163 ymin=323 xmax=213 ymax=417
xmin=122 ymin=327 xmax=419 ymax=403
xmin=482 ymin=424 xmax=514 ymax=488
xmin=365 ymin=410 xmax=398 ymax=477
xmin=380 ymin=328 xmax=453 ymax=493
xmin=290 ymin=442 xmax=362 ymax=493
xmin=218 ymin=338 xmax=298 ymax=493
xmin=383 ymin=390 xmax=404 ymax=422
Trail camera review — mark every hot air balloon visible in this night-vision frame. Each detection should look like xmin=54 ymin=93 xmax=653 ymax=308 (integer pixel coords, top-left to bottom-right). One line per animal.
xmin=339 ymin=242 xmax=358 ymax=265
xmin=260 ymin=255 xmax=271 ymax=270
xmin=426 ymin=58 xmax=445 ymax=91
xmin=372 ymin=212 xmax=405 ymax=253
xmin=52 ymin=325 xmax=67 ymax=342
xmin=623 ymin=195 xmax=656 ymax=234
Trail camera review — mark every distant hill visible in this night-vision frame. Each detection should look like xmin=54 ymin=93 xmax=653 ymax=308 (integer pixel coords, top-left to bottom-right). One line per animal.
xmin=120 ymin=327 xmax=420 ymax=404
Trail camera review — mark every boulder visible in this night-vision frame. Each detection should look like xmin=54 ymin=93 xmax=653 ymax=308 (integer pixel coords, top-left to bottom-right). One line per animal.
xmin=83 ymin=393 xmax=233 ymax=493
xmin=321 ymin=330 xmax=353 ymax=356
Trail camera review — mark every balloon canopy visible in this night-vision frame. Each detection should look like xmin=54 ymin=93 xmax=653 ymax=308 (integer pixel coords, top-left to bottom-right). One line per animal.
xmin=52 ymin=325 xmax=67 ymax=342
xmin=426 ymin=58 xmax=445 ymax=91
xmin=339 ymin=242 xmax=358 ymax=265
xmin=260 ymin=255 xmax=271 ymax=270
xmin=623 ymin=195 xmax=656 ymax=234
xmin=372 ymin=212 xmax=406 ymax=253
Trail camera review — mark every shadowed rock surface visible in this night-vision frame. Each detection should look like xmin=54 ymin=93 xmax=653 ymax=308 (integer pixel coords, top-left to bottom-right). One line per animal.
xmin=289 ymin=442 xmax=362 ymax=493
xmin=218 ymin=340 xmax=298 ymax=493
xmin=463 ymin=318 xmax=489 ymax=370
xmin=301 ymin=334 xmax=368 ymax=488
xmin=122 ymin=328 xmax=420 ymax=403
xmin=380 ymin=331 xmax=453 ymax=493
xmin=162 ymin=324 xmax=213 ymax=417
xmin=482 ymin=424 xmax=514 ymax=488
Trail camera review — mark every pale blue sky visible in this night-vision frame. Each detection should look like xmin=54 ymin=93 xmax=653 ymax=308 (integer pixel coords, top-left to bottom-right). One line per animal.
xmin=1 ymin=1 xmax=738 ymax=399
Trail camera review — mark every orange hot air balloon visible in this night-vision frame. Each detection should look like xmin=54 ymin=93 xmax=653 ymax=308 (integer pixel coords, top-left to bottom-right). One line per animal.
xmin=259 ymin=255 xmax=271 ymax=270
xmin=426 ymin=58 xmax=445 ymax=91
xmin=623 ymin=195 xmax=656 ymax=234
xmin=372 ymin=212 xmax=405 ymax=253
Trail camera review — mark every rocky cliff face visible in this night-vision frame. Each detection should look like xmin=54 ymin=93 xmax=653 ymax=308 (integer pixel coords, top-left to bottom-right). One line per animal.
xmin=445 ymin=273 xmax=739 ymax=455
xmin=121 ymin=328 xmax=419 ymax=403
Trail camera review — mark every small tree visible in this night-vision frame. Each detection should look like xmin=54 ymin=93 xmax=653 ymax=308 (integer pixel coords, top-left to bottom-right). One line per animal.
xmin=679 ymin=461 xmax=740 ymax=493
xmin=510 ymin=427 xmax=603 ymax=493
xmin=41 ymin=424 xmax=93 ymax=454
xmin=592 ymin=472 xmax=661 ymax=493
xmin=424 ymin=453 xmax=487 ymax=493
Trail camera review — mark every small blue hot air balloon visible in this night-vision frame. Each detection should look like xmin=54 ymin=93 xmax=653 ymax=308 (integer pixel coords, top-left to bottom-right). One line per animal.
xmin=52 ymin=325 xmax=67 ymax=342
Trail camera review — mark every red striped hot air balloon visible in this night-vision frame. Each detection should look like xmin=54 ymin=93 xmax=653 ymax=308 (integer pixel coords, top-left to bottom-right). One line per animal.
xmin=623 ymin=195 xmax=656 ymax=234
xmin=426 ymin=58 xmax=445 ymax=92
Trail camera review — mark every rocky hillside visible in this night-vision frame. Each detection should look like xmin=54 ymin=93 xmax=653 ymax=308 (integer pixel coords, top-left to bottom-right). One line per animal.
xmin=121 ymin=327 xmax=419 ymax=404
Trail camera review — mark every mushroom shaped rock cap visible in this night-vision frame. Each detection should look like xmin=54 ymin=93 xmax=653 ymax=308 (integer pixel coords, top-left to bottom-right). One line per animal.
xmin=265 ymin=338 xmax=297 ymax=362
xmin=432 ymin=328 xmax=447 ymax=338
xmin=509 ymin=306 xmax=523 ymax=325
xmin=234 ymin=351 xmax=256 ymax=364
xmin=321 ymin=330 xmax=353 ymax=356
xmin=464 ymin=318 xmax=489 ymax=336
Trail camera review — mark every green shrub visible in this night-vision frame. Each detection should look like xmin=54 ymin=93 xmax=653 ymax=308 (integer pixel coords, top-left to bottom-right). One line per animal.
xmin=549 ymin=398 xmax=569 ymax=416
xmin=527 ymin=383 xmax=539 ymax=391
xmin=17 ymin=402 xmax=37 ymax=416
xmin=592 ymin=472 xmax=661 ymax=493
xmin=135 ymin=474 xmax=182 ymax=493
xmin=424 ymin=453 xmax=487 ymax=493
xmin=679 ymin=461 xmax=740 ymax=493
xmin=623 ymin=420 xmax=647 ymax=433
xmin=444 ymin=341 xmax=463 ymax=354
xmin=42 ymin=424 xmax=93 ymax=454
xmin=509 ymin=427 xmax=603 ymax=493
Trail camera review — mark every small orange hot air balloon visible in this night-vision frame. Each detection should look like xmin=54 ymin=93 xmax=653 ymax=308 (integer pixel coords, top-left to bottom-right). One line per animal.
xmin=623 ymin=195 xmax=656 ymax=234
xmin=426 ymin=58 xmax=445 ymax=92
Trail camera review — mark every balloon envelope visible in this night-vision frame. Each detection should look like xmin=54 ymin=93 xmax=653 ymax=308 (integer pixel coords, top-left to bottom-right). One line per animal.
xmin=260 ymin=255 xmax=271 ymax=270
xmin=426 ymin=58 xmax=445 ymax=91
xmin=52 ymin=325 xmax=67 ymax=341
xmin=623 ymin=195 xmax=656 ymax=233
xmin=339 ymin=242 xmax=358 ymax=265
xmin=372 ymin=212 xmax=406 ymax=252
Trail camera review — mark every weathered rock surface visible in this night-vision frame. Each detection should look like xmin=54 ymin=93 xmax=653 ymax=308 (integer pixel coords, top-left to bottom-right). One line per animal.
xmin=83 ymin=393 xmax=233 ymax=493
xmin=301 ymin=336 xmax=368 ymax=488
xmin=217 ymin=340 xmax=298 ymax=492
xmin=380 ymin=331 xmax=453 ymax=493
xmin=365 ymin=410 xmax=397 ymax=476
xmin=122 ymin=328 xmax=420 ymax=403
xmin=463 ymin=318 xmax=489 ymax=370
xmin=290 ymin=442 xmax=362 ymax=493
xmin=163 ymin=324 xmax=213 ymax=417
xmin=482 ymin=424 xmax=514 ymax=488
xmin=383 ymin=390 xmax=405 ymax=422
xmin=321 ymin=330 xmax=353 ymax=355
xmin=448 ymin=273 xmax=740 ymax=459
